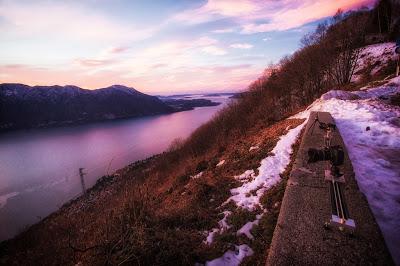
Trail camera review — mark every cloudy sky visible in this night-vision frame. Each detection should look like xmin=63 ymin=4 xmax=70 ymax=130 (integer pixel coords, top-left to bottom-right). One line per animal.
xmin=0 ymin=0 xmax=373 ymax=94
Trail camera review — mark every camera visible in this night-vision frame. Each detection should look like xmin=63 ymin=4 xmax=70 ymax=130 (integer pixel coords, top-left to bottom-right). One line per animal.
xmin=318 ymin=122 xmax=336 ymax=131
xmin=307 ymin=145 xmax=344 ymax=166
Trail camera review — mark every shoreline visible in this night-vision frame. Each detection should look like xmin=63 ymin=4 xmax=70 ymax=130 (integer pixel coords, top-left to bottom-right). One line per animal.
xmin=0 ymin=100 xmax=222 ymax=134
xmin=0 ymin=98 xmax=230 ymax=244
xmin=0 ymin=153 xmax=161 ymax=244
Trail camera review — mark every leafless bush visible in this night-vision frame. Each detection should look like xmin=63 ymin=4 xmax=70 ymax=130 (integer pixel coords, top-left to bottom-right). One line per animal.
xmin=167 ymin=137 xmax=185 ymax=152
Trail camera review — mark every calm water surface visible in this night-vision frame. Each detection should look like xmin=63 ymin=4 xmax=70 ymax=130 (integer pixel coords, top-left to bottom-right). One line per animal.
xmin=0 ymin=96 xmax=230 ymax=241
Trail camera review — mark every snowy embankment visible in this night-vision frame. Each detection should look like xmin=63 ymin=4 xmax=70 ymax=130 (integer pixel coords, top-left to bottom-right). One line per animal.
xmin=293 ymin=76 xmax=400 ymax=264
xmin=204 ymin=77 xmax=400 ymax=265
xmin=202 ymin=42 xmax=399 ymax=265
xmin=203 ymin=121 xmax=306 ymax=266
xmin=352 ymin=42 xmax=396 ymax=82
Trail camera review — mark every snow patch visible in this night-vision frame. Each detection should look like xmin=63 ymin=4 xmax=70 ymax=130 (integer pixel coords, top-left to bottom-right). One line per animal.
xmin=205 ymin=244 xmax=254 ymax=266
xmin=354 ymin=78 xmax=400 ymax=99
xmin=205 ymin=229 xmax=219 ymax=245
xmin=237 ymin=213 xmax=263 ymax=239
xmin=203 ymin=119 xmax=305 ymax=263
xmin=226 ymin=122 xmax=306 ymax=210
xmin=218 ymin=210 xmax=232 ymax=229
xmin=249 ymin=145 xmax=259 ymax=152
xmin=352 ymin=42 xmax=396 ymax=82
xmin=234 ymin=170 xmax=255 ymax=183
xmin=192 ymin=172 xmax=204 ymax=179
xmin=204 ymin=211 xmax=232 ymax=245
xmin=217 ymin=160 xmax=226 ymax=167
xmin=321 ymin=90 xmax=360 ymax=101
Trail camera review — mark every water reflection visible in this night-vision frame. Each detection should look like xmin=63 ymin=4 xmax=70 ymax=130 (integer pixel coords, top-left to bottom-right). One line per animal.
xmin=0 ymin=96 xmax=230 ymax=241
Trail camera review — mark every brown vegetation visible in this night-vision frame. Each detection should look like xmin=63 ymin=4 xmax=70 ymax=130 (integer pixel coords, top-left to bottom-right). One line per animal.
xmin=0 ymin=118 xmax=304 ymax=265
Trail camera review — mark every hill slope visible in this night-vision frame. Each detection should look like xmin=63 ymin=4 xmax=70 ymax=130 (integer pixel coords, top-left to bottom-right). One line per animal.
xmin=1 ymin=73 xmax=397 ymax=265
xmin=0 ymin=84 xmax=174 ymax=130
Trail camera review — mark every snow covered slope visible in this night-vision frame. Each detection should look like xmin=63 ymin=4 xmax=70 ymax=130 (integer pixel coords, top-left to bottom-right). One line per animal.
xmin=203 ymin=121 xmax=305 ymax=266
xmin=201 ymin=42 xmax=399 ymax=265
xmin=203 ymin=77 xmax=400 ymax=265
xmin=352 ymin=42 xmax=396 ymax=82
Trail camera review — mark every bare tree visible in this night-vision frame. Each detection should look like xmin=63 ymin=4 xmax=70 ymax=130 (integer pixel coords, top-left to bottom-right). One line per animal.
xmin=325 ymin=10 xmax=368 ymax=85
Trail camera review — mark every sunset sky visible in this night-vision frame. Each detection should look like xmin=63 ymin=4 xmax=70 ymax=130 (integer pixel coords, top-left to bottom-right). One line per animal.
xmin=0 ymin=0 xmax=374 ymax=94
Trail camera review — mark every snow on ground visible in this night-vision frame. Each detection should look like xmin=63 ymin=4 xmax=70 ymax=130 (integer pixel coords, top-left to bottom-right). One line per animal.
xmin=205 ymin=229 xmax=219 ymax=245
xmin=204 ymin=76 xmax=400 ymax=264
xmin=216 ymin=160 xmax=226 ymax=167
xmin=237 ymin=213 xmax=264 ymax=239
xmin=226 ymin=122 xmax=306 ymax=211
xmin=206 ymin=244 xmax=253 ymax=266
xmin=249 ymin=145 xmax=259 ymax=152
xmin=203 ymin=121 xmax=306 ymax=265
xmin=203 ymin=43 xmax=399 ymax=265
xmin=191 ymin=171 xmax=204 ymax=179
xmin=204 ymin=211 xmax=232 ymax=245
xmin=233 ymin=170 xmax=255 ymax=183
xmin=293 ymin=76 xmax=400 ymax=264
xmin=352 ymin=42 xmax=396 ymax=82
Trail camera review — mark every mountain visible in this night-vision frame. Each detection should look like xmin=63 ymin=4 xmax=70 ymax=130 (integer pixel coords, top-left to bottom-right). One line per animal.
xmin=0 ymin=84 xmax=174 ymax=131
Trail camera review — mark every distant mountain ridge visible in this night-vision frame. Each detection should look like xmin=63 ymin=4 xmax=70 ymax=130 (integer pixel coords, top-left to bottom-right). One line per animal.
xmin=0 ymin=83 xmax=174 ymax=131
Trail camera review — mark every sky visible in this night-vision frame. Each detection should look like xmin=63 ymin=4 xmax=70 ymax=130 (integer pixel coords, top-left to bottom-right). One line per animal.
xmin=0 ymin=0 xmax=374 ymax=94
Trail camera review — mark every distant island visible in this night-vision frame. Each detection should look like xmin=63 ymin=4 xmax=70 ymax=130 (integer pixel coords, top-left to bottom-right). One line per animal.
xmin=0 ymin=83 xmax=221 ymax=131
xmin=160 ymin=98 xmax=220 ymax=111
xmin=156 ymin=92 xmax=237 ymax=98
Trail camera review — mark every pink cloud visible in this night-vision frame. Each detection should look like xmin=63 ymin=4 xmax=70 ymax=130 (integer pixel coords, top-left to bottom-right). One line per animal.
xmin=204 ymin=0 xmax=260 ymax=16
xmin=75 ymin=59 xmax=115 ymax=67
xmin=241 ymin=0 xmax=375 ymax=33
xmin=151 ymin=63 xmax=168 ymax=69
xmin=2 ymin=64 xmax=26 ymax=69
xmin=174 ymin=0 xmax=375 ymax=33
xmin=0 ymin=62 xmax=260 ymax=93
xmin=172 ymin=0 xmax=259 ymax=24
xmin=108 ymin=46 xmax=130 ymax=54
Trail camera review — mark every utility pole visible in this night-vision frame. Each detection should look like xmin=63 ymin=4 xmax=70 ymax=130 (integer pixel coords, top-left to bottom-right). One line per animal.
xmin=79 ymin=168 xmax=87 ymax=196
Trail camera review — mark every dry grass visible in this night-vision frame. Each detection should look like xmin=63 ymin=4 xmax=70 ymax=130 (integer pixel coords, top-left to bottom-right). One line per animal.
xmin=241 ymin=126 xmax=305 ymax=266
xmin=0 ymin=109 xmax=305 ymax=266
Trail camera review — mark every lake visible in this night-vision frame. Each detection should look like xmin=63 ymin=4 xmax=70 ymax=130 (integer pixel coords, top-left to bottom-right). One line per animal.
xmin=0 ymin=95 xmax=231 ymax=241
